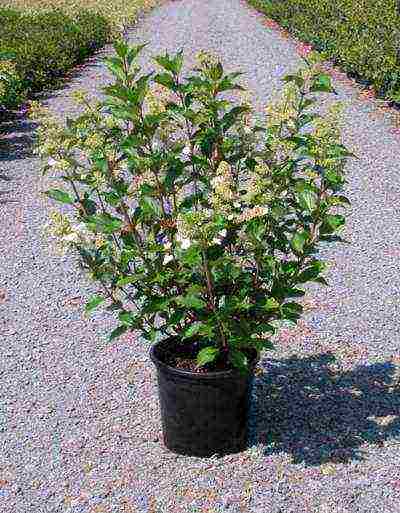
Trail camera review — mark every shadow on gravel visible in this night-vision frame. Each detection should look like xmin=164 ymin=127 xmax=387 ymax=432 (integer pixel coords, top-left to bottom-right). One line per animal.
xmin=250 ymin=352 xmax=400 ymax=466
xmin=0 ymin=117 xmax=38 ymax=162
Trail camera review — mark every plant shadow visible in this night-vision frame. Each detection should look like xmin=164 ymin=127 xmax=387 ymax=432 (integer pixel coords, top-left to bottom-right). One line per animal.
xmin=249 ymin=352 xmax=400 ymax=466
xmin=0 ymin=116 xmax=38 ymax=162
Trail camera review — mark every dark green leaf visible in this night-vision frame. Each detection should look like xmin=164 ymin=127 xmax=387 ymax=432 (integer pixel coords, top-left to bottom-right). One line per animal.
xmin=177 ymin=291 xmax=206 ymax=310
xmin=154 ymin=72 xmax=176 ymax=90
xmin=229 ymin=349 xmax=249 ymax=373
xmin=109 ymin=325 xmax=128 ymax=341
xmin=87 ymin=214 xmax=123 ymax=234
xmin=282 ymin=74 xmax=305 ymax=88
xmin=281 ymin=301 xmax=303 ymax=319
xmin=144 ymin=297 xmax=171 ymax=314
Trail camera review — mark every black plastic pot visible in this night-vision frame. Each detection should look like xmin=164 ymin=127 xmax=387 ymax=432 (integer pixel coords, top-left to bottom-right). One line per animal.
xmin=150 ymin=337 xmax=259 ymax=457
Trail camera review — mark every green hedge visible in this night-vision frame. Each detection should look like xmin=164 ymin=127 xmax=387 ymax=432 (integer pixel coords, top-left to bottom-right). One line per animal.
xmin=0 ymin=7 xmax=110 ymax=112
xmin=248 ymin=0 xmax=400 ymax=102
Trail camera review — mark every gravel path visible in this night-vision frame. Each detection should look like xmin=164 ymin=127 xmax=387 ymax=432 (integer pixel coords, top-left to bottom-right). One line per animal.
xmin=1 ymin=0 xmax=400 ymax=512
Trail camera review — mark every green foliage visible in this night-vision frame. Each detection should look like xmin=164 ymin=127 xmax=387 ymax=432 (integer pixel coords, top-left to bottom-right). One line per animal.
xmin=248 ymin=0 xmax=400 ymax=101
xmin=34 ymin=42 xmax=352 ymax=375
xmin=0 ymin=6 xmax=110 ymax=111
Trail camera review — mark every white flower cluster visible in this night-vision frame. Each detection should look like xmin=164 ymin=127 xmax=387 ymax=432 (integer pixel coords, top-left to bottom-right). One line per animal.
xmin=45 ymin=212 xmax=105 ymax=255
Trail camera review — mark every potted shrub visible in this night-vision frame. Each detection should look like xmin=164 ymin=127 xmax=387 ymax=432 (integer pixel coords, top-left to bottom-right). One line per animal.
xmin=31 ymin=41 xmax=352 ymax=457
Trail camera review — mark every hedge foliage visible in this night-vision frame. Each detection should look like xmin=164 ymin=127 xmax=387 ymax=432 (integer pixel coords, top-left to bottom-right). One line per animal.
xmin=248 ymin=0 xmax=400 ymax=102
xmin=4 ymin=0 xmax=158 ymax=29
xmin=0 ymin=7 xmax=109 ymax=112
xmin=0 ymin=0 xmax=158 ymax=114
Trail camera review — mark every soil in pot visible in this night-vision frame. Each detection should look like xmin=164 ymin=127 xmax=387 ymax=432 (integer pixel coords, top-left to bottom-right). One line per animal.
xmin=159 ymin=337 xmax=256 ymax=373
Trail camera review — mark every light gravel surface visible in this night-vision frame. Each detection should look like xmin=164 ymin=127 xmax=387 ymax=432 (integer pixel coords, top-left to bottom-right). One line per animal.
xmin=1 ymin=0 xmax=400 ymax=512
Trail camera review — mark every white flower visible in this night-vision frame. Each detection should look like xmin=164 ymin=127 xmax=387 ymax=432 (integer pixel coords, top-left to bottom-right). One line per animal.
xmin=63 ymin=232 xmax=79 ymax=244
xmin=218 ymin=229 xmax=227 ymax=238
xmin=163 ymin=254 xmax=174 ymax=265
xmin=72 ymin=222 xmax=88 ymax=233
xmin=48 ymin=157 xmax=58 ymax=167
xmin=212 ymin=237 xmax=222 ymax=245
xmin=233 ymin=201 xmax=241 ymax=209
xmin=182 ymin=146 xmax=191 ymax=157
xmin=179 ymin=238 xmax=191 ymax=250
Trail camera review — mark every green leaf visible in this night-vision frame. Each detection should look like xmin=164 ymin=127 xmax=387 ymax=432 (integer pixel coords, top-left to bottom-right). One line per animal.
xmin=217 ymin=74 xmax=245 ymax=93
xmin=164 ymin=160 xmax=184 ymax=189
xmin=45 ymin=188 xmax=74 ymax=204
xmin=104 ymin=56 xmax=126 ymax=82
xmin=85 ymin=295 xmax=105 ymax=315
xmin=323 ymin=214 xmax=345 ymax=233
xmin=143 ymin=328 xmax=158 ymax=342
xmin=0 ymin=51 xmax=17 ymax=61
xmin=281 ymin=301 xmax=303 ymax=320
xmin=282 ymin=74 xmax=305 ymax=88
xmin=209 ymin=62 xmax=224 ymax=81
xmin=180 ymin=245 xmax=202 ymax=266
xmin=126 ymin=43 xmax=147 ymax=66
xmin=144 ymin=297 xmax=171 ymax=314
xmin=324 ymin=169 xmax=344 ymax=186
xmin=196 ymin=346 xmax=220 ymax=367
xmin=297 ymin=261 xmax=326 ymax=283
xmin=310 ymin=74 xmax=336 ymax=94
xmin=221 ymin=105 xmax=251 ymax=131
xmin=177 ymin=291 xmax=207 ymax=310
xmin=154 ymin=72 xmax=176 ymax=90
xmin=118 ymin=311 xmax=138 ymax=327
xmin=296 ymin=189 xmax=317 ymax=212
xmin=291 ymin=230 xmax=309 ymax=253
xmin=166 ymin=309 xmax=185 ymax=326
xmin=113 ymin=41 xmax=128 ymax=59
xmin=103 ymin=191 xmax=121 ymax=207
xmin=263 ymin=297 xmax=280 ymax=311
xmin=81 ymin=198 xmax=96 ymax=215
xmin=154 ymin=51 xmax=183 ymax=74
xmin=87 ymin=214 xmax=123 ymax=234
xmin=183 ymin=321 xmax=214 ymax=339
xmin=117 ymin=275 xmax=139 ymax=287
xmin=109 ymin=325 xmax=128 ymax=341
xmin=229 ymin=349 xmax=249 ymax=373
xmin=328 ymin=195 xmax=351 ymax=207
xmin=139 ymin=196 xmax=163 ymax=218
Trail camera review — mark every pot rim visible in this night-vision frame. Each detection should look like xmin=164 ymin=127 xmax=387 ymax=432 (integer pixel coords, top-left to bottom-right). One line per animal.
xmin=149 ymin=338 xmax=259 ymax=380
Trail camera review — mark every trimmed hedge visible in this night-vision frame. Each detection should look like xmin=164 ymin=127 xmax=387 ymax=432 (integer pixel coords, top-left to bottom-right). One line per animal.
xmin=0 ymin=7 xmax=110 ymax=112
xmin=248 ymin=0 xmax=400 ymax=102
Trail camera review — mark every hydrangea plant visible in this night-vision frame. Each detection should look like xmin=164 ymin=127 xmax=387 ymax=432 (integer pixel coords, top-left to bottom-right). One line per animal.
xmin=31 ymin=41 xmax=352 ymax=374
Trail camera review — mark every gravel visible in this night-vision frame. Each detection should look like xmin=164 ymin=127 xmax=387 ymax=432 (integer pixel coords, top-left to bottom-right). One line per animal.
xmin=1 ymin=0 xmax=400 ymax=511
